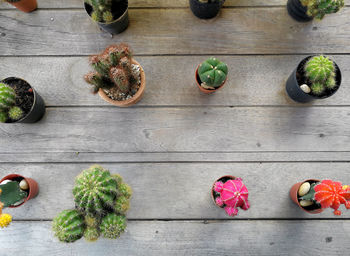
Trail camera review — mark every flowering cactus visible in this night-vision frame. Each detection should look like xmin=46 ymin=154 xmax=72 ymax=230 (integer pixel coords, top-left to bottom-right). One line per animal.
xmin=0 ymin=189 xmax=12 ymax=228
xmin=0 ymin=83 xmax=24 ymax=123
xmin=198 ymin=57 xmax=228 ymax=89
xmin=300 ymin=0 xmax=344 ymax=20
xmin=213 ymin=178 xmax=250 ymax=216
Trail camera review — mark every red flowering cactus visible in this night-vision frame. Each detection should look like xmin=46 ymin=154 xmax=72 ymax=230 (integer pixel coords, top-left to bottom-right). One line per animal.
xmin=314 ymin=180 xmax=350 ymax=215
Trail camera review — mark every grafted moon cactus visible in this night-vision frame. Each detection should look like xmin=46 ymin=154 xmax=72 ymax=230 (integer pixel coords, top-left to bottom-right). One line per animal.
xmin=214 ymin=178 xmax=250 ymax=216
xmin=198 ymin=57 xmax=228 ymax=89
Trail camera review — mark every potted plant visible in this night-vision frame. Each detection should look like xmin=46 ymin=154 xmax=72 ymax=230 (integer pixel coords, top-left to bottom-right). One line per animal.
xmin=84 ymin=0 xmax=129 ymax=34
xmin=290 ymin=179 xmax=350 ymax=215
xmin=211 ymin=175 xmax=250 ymax=216
xmin=0 ymin=78 xmax=46 ymax=123
xmin=195 ymin=57 xmax=228 ymax=94
xmin=84 ymin=43 xmax=146 ymax=107
xmin=286 ymin=55 xmax=341 ymax=103
xmin=2 ymin=0 xmax=37 ymax=13
xmin=189 ymin=0 xmax=225 ymax=19
xmin=52 ymin=165 xmax=132 ymax=242
xmin=287 ymin=0 xmax=344 ymax=22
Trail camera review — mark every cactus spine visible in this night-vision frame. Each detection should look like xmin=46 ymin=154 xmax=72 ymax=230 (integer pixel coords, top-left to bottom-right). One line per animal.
xmin=198 ymin=57 xmax=228 ymax=89
xmin=300 ymin=0 xmax=344 ymax=20
xmin=52 ymin=210 xmax=85 ymax=243
xmin=100 ymin=213 xmax=127 ymax=239
xmin=0 ymin=83 xmax=23 ymax=123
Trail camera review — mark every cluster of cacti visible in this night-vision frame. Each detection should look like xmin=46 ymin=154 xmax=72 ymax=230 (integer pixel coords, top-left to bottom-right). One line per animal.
xmin=84 ymin=43 xmax=139 ymax=95
xmin=304 ymin=55 xmax=337 ymax=96
xmin=84 ymin=0 xmax=120 ymax=23
xmin=52 ymin=165 xmax=132 ymax=242
xmin=300 ymin=0 xmax=344 ymax=20
xmin=298 ymin=180 xmax=350 ymax=215
xmin=213 ymin=178 xmax=250 ymax=216
xmin=0 ymin=82 xmax=24 ymax=123
xmin=198 ymin=57 xmax=228 ymax=89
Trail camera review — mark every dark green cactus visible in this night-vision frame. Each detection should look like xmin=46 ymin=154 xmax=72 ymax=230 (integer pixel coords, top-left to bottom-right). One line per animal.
xmin=0 ymin=181 xmax=27 ymax=207
xmin=52 ymin=210 xmax=85 ymax=243
xmin=85 ymin=0 xmax=124 ymax=23
xmin=100 ymin=213 xmax=127 ymax=239
xmin=0 ymin=83 xmax=24 ymax=123
xmin=198 ymin=57 xmax=228 ymax=89
xmin=300 ymin=0 xmax=344 ymax=20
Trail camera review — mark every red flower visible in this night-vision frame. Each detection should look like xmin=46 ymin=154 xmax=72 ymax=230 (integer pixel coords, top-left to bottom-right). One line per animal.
xmin=314 ymin=180 xmax=350 ymax=215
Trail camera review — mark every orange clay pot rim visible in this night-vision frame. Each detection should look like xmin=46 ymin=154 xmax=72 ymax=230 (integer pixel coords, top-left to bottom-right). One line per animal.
xmin=211 ymin=175 xmax=237 ymax=209
xmin=98 ymin=59 xmax=145 ymax=106
xmin=295 ymin=179 xmax=322 ymax=213
xmin=195 ymin=65 xmax=227 ymax=92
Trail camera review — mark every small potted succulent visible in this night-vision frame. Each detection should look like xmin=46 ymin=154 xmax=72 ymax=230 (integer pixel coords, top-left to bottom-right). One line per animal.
xmin=195 ymin=57 xmax=228 ymax=94
xmin=211 ymin=176 xmax=250 ymax=216
xmin=287 ymin=0 xmax=344 ymax=22
xmin=84 ymin=0 xmax=129 ymax=34
xmin=2 ymin=0 xmax=37 ymax=13
xmin=286 ymin=55 xmax=341 ymax=103
xmin=189 ymin=0 xmax=225 ymax=19
xmin=84 ymin=43 xmax=146 ymax=107
xmin=52 ymin=165 xmax=132 ymax=242
xmin=290 ymin=179 xmax=350 ymax=215
xmin=0 ymin=78 xmax=46 ymax=123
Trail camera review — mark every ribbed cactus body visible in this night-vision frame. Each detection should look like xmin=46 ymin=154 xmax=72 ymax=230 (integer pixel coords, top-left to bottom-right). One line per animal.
xmin=114 ymin=196 xmax=130 ymax=214
xmin=198 ymin=57 xmax=228 ymax=89
xmin=301 ymin=0 xmax=344 ymax=19
xmin=0 ymin=83 xmax=16 ymax=110
xmin=84 ymin=227 xmax=100 ymax=241
xmin=100 ymin=213 xmax=127 ymax=239
xmin=52 ymin=210 xmax=85 ymax=243
xmin=85 ymin=0 xmax=114 ymax=23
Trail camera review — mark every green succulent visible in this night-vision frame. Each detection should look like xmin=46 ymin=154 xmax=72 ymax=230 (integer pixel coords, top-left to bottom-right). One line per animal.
xmin=100 ymin=213 xmax=127 ymax=239
xmin=300 ymin=0 xmax=344 ymax=20
xmin=198 ymin=57 xmax=228 ymax=89
xmin=52 ymin=210 xmax=85 ymax=243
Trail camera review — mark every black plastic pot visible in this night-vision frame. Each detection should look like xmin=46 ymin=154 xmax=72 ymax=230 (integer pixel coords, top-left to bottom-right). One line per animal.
xmin=84 ymin=1 xmax=129 ymax=35
xmin=1 ymin=77 xmax=45 ymax=123
xmin=189 ymin=0 xmax=225 ymax=19
xmin=286 ymin=56 xmax=342 ymax=103
xmin=287 ymin=0 xmax=313 ymax=22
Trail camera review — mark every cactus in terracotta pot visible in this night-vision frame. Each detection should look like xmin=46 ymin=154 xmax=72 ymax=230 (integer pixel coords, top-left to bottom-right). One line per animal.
xmin=198 ymin=57 xmax=228 ymax=89
xmin=300 ymin=0 xmax=344 ymax=20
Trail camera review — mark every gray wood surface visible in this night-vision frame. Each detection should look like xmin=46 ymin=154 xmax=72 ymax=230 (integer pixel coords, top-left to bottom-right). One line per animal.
xmin=1 ymin=221 xmax=349 ymax=256
xmin=1 ymin=8 xmax=350 ymax=55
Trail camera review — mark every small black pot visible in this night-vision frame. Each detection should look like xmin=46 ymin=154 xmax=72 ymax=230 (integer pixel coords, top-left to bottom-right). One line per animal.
xmin=287 ymin=0 xmax=313 ymax=22
xmin=189 ymin=0 xmax=225 ymax=19
xmin=1 ymin=77 xmax=45 ymax=123
xmin=84 ymin=1 xmax=129 ymax=35
xmin=286 ymin=56 xmax=342 ymax=103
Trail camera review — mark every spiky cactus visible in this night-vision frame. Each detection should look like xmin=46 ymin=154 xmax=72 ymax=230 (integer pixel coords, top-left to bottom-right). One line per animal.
xmin=0 ymin=83 xmax=23 ymax=123
xmin=100 ymin=213 xmax=127 ymax=239
xmin=198 ymin=57 xmax=228 ymax=89
xmin=304 ymin=55 xmax=337 ymax=96
xmin=52 ymin=210 xmax=85 ymax=243
xmin=84 ymin=44 xmax=139 ymax=95
xmin=84 ymin=0 xmax=126 ymax=23
xmin=300 ymin=0 xmax=344 ymax=20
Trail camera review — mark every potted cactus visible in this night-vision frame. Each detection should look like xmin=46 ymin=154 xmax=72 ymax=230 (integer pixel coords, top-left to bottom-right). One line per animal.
xmin=2 ymin=0 xmax=37 ymax=12
xmin=286 ymin=55 xmax=341 ymax=103
xmin=211 ymin=176 xmax=250 ymax=217
xmin=287 ymin=0 xmax=344 ymax=22
xmin=290 ymin=179 xmax=350 ymax=215
xmin=84 ymin=43 xmax=146 ymax=107
xmin=52 ymin=165 xmax=132 ymax=242
xmin=0 ymin=78 xmax=45 ymax=123
xmin=195 ymin=57 xmax=228 ymax=94
xmin=189 ymin=0 xmax=225 ymax=19
xmin=84 ymin=0 xmax=129 ymax=34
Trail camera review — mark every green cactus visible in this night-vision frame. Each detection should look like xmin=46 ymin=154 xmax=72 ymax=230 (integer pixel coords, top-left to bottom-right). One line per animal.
xmin=84 ymin=227 xmax=100 ymax=241
xmin=0 ymin=112 xmax=7 ymax=123
xmin=8 ymin=106 xmax=23 ymax=121
xmin=300 ymin=0 xmax=344 ymax=20
xmin=304 ymin=55 xmax=337 ymax=96
xmin=0 ymin=181 xmax=27 ymax=208
xmin=52 ymin=210 xmax=85 ymax=243
xmin=100 ymin=213 xmax=127 ymax=239
xmin=114 ymin=196 xmax=130 ymax=214
xmin=85 ymin=0 xmax=120 ymax=23
xmin=198 ymin=57 xmax=228 ymax=89
xmin=118 ymin=183 xmax=132 ymax=199
xmin=0 ymin=83 xmax=24 ymax=123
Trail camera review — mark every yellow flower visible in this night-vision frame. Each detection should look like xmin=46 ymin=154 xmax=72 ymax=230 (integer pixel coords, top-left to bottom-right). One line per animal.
xmin=0 ymin=214 xmax=12 ymax=228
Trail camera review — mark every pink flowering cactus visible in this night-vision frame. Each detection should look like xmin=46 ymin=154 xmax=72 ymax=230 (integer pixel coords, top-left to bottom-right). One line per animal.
xmin=214 ymin=178 xmax=250 ymax=216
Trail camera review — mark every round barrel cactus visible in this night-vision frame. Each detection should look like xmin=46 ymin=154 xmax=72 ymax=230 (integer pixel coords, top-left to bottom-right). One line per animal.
xmin=0 ymin=83 xmax=15 ymax=110
xmin=100 ymin=213 xmax=127 ymax=239
xmin=52 ymin=209 xmax=85 ymax=243
xmin=84 ymin=227 xmax=100 ymax=241
xmin=198 ymin=57 xmax=228 ymax=89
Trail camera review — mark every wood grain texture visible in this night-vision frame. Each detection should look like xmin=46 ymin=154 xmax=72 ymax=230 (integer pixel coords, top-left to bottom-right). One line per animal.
xmin=2 ymin=163 xmax=350 ymax=219
xmin=0 ymin=55 xmax=349 ymax=106
xmin=1 ymin=8 xmax=349 ymax=55
xmin=1 ymin=220 xmax=350 ymax=255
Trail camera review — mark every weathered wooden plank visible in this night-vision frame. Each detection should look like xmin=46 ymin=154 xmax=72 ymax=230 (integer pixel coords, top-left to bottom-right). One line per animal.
xmin=0 ymin=107 xmax=349 ymax=153
xmin=2 ymin=163 xmax=350 ymax=219
xmin=0 ymin=55 xmax=349 ymax=106
xmin=1 ymin=220 xmax=349 ymax=255
xmin=1 ymin=8 xmax=349 ymax=55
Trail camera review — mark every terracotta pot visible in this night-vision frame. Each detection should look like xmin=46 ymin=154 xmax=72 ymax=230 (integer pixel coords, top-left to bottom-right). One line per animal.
xmin=289 ymin=179 xmax=323 ymax=214
xmin=195 ymin=66 xmax=227 ymax=94
xmin=211 ymin=175 xmax=237 ymax=208
xmin=8 ymin=0 xmax=37 ymax=13
xmin=98 ymin=59 xmax=146 ymax=107
xmin=0 ymin=174 xmax=39 ymax=208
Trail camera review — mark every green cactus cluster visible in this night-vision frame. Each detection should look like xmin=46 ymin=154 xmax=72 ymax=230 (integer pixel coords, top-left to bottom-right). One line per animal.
xmin=52 ymin=165 xmax=132 ymax=243
xmin=198 ymin=57 xmax=228 ymax=89
xmin=84 ymin=0 xmax=120 ymax=23
xmin=84 ymin=43 xmax=139 ymax=95
xmin=300 ymin=0 xmax=344 ymax=20
xmin=304 ymin=55 xmax=337 ymax=96
xmin=0 ymin=83 xmax=24 ymax=123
